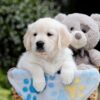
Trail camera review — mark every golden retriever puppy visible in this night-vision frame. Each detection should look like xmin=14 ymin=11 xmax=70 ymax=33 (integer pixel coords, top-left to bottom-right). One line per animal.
xmin=17 ymin=18 xmax=77 ymax=92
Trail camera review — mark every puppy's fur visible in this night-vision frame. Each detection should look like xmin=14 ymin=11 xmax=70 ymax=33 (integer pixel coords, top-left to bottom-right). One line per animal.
xmin=17 ymin=18 xmax=77 ymax=92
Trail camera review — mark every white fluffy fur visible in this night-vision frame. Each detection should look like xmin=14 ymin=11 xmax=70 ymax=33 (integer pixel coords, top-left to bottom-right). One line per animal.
xmin=17 ymin=18 xmax=77 ymax=92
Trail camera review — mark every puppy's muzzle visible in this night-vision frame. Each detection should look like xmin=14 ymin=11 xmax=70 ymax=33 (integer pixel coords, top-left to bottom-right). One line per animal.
xmin=36 ymin=41 xmax=45 ymax=52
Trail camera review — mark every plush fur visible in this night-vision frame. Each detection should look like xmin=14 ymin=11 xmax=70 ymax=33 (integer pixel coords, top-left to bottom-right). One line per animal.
xmin=17 ymin=18 xmax=77 ymax=92
xmin=55 ymin=13 xmax=100 ymax=69
xmin=55 ymin=13 xmax=100 ymax=100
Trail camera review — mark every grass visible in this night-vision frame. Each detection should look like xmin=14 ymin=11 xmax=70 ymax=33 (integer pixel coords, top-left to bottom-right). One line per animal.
xmin=0 ymin=69 xmax=12 ymax=100
xmin=0 ymin=87 xmax=12 ymax=100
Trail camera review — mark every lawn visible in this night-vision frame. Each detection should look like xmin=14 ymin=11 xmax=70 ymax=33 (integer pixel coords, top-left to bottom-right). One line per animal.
xmin=0 ymin=70 xmax=12 ymax=100
xmin=0 ymin=87 xmax=12 ymax=100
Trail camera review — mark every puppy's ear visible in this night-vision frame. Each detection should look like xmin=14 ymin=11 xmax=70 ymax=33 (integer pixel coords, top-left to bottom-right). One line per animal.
xmin=58 ymin=25 xmax=72 ymax=49
xmin=23 ymin=24 xmax=33 ymax=51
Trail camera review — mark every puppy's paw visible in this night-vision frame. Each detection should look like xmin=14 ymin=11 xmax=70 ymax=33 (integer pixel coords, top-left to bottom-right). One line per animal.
xmin=60 ymin=71 xmax=75 ymax=85
xmin=33 ymin=79 xmax=46 ymax=92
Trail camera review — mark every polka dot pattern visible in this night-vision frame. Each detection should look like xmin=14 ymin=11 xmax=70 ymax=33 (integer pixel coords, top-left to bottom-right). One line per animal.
xmin=29 ymin=85 xmax=37 ymax=93
xmin=27 ymin=94 xmax=31 ymax=100
xmin=24 ymin=79 xmax=29 ymax=84
xmin=21 ymin=75 xmax=58 ymax=99
xmin=33 ymin=95 xmax=37 ymax=100
xmin=10 ymin=68 xmax=100 ymax=100
xmin=22 ymin=78 xmax=38 ymax=100
xmin=49 ymin=76 xmax=55 ymax=80
xmin=48 ymin=82 xmax=54 ymax=88
xmin=23 ymin=87 xmax=28 ymax=92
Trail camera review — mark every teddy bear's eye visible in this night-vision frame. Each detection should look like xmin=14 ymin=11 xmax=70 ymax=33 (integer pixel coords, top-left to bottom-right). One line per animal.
xmin=82 ymin=29 xmax=87 ymax=33
xmin=80 ymin=24 xmax=90 ymax=33
xmin=70 ymin=27 xmax=74 ymax=31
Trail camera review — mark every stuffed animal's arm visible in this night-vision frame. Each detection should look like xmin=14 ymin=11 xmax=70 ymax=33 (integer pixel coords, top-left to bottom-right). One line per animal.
xmin=88 ymin=49 xmax=100 ymax=68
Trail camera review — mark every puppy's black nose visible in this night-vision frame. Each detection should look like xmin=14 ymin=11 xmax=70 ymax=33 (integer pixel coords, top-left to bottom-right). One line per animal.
xmin=36 ymin=41 xmax=44 ymax=48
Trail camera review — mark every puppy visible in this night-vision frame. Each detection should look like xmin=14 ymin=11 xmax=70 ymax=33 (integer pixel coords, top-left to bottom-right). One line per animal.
xmin=17 ymin=18 xmax=77 ymax=92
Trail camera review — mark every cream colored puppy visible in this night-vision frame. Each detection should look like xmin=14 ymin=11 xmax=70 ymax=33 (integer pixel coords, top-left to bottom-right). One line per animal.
xmin=17 ymin=18 xmax=77 ymax=92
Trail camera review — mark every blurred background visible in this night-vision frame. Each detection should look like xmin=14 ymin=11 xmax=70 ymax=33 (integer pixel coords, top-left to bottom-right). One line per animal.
xmin=0 ymin=0 xmax=100 ymax=99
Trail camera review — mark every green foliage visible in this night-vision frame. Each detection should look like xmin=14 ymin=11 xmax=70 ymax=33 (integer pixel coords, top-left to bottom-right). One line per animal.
xmin=0 ymin=70 xmax=10 ymax=89
xmin=0 ymin=70 xmax=12 ymax=99
xmin=0 ymin=0 xmax=60 ymax=72
xmin=0 ymin=0 xmax=60 ymax=98
xmin=0 ymin=86 xmax=12 ymax=100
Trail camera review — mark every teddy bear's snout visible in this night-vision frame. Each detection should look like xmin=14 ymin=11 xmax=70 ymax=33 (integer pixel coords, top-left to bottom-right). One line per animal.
xmin=75 ymin=33 xmax=82 ymax=40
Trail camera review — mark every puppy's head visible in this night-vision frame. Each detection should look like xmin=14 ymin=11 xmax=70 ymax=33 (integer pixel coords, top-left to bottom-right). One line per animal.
xmin=24 ymin=18 xmax=72 ymax=56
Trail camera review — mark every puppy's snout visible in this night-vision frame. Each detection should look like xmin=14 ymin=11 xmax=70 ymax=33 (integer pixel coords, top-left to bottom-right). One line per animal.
xmin=75 ymin=33 xmax=82 ymax=40
xmin=36 ymin=41 xmax=44 ymax=49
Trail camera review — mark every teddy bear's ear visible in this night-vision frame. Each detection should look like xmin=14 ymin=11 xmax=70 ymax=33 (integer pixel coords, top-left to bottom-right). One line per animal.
xmin=91 ymin=14 xmax=100 ymax=30
xmin=55 ymin=13 xmax=67 ymax=22
xmin=91 ymin=14 xmax=100 ymax=21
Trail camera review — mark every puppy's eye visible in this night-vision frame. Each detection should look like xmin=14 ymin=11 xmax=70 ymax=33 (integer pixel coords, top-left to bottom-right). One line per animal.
xmin=47 ymin=32 xmax=53 ymax=36
xmin=70 ymin=27 xmax=74 ymax=31
xmin=33 ymin=33 xmax=37 ymax=36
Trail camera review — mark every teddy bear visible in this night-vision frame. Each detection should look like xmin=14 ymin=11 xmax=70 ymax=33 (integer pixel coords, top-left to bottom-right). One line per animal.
xmin=55 ymin=13 xmax=100 ymax=100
